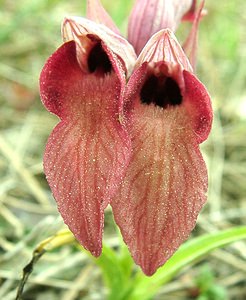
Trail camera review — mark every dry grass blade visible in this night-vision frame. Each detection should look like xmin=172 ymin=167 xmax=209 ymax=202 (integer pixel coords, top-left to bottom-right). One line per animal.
xmin=0 ymin=135 xmax=50 ymax=207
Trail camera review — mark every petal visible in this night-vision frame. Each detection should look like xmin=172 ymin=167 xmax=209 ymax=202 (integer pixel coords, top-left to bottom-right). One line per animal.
xmin=128 ymin=0 xmax=193 ymax=55
xmin=111 ymin=30 xmax=212 ymax=275
xmin=136 ymin=29 xmax=192 ymax=74
xmin=62 ymin=17 xmax=136 ymax=77
xmin=111 ymin=102 xmax=208 ymax=275
xmin=86 ymin=0 xmax=121 ymax=35
xmin=40 ymin=41 xmax=131 ymax=256
xmin=134 ymin=28 xmax=213 ymax=142
xmin=183 ymin=70 xmax=213 ymax=143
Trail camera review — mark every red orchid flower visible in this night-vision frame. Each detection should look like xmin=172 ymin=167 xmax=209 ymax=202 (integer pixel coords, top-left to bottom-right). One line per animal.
xmin=40 ymin=0 xmax=212 ymax=276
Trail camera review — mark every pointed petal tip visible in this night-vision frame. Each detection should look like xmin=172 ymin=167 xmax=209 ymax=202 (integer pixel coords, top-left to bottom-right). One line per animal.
xmin=92 ymin=249 xmax=102 ymax=258
xmin=72 ymin=230 xmax=102 ymax=257
xmin=141 ymin=266 xmax=157 ymax=277
xmin=62 ymin=17 xmax=71 ymax=42
xmin=62 ymin=17 xmax=81 ymax=42
xmin=86 ymin=0 xmax=121 ymax=35
xmin=136 ymin=28 xmax=192 ymax=73
xmin=138 ymin=257 xmax=168 ymax=276
xmin=85 ymin=240 xmax=102 ymax=258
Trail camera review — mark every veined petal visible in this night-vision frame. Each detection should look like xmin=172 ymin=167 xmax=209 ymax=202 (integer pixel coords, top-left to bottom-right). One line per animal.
xmin=128 ymin=0 xmax=193 ymax=55
xmin=40 ymin=41 xmax=131 ymax=256
xmin=112 ymin=103 xmax=208 ymax=276
xmin=86 ymin=0 xmax=121 ymax=35
xmin=134 ymin=29 xmax=213 ymax=141
xmin=183 ymin=70 xmax=212 ymax=143
xmin=111 ymin=30 xmax=212 ymax=275
xmin=62 ymin=17 xmax=136 ymax=77
xmin=136 ymin=29 xmax=192 ymax=74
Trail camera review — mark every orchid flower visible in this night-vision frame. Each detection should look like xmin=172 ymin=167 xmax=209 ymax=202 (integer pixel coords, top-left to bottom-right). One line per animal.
xmin=40 ymin=0 xmax=212 ymax=276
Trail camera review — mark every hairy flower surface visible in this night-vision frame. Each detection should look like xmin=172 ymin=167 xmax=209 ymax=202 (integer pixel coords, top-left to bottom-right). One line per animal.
xmin=40 ymin=0 xmax=212 ymax=275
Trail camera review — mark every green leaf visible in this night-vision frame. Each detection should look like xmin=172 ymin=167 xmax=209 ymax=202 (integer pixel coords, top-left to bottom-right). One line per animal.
xmin=95 ymin=246 xmax=124 ymax=299
xmin=128 ymin=226 xmax=246 ymax=300
xmin=94 ymin=242 xmax=134 ymax=300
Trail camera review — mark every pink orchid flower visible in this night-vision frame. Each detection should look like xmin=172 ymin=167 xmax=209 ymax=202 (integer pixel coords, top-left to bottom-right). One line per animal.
xmin=40 ymin=0 xmax=212 ymax=276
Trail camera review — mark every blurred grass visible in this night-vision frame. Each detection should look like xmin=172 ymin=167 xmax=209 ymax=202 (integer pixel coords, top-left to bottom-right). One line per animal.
xmin=0 ymin=0 xmax=246 ymax=299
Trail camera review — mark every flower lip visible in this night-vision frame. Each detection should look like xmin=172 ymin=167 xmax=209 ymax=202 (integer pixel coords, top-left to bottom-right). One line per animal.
xmin=86 ymin=0 xmax=121 ymax=35
xmin=40 ymin=39 xmax=133 ymax=258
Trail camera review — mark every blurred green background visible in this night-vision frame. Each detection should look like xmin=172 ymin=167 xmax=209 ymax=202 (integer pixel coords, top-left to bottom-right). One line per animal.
xmin=0 ymin=0 xmax=246 ymax=299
